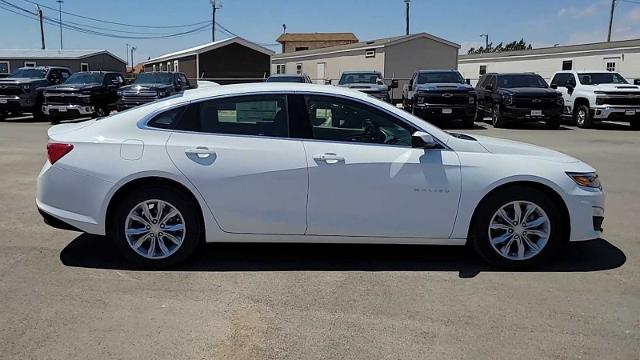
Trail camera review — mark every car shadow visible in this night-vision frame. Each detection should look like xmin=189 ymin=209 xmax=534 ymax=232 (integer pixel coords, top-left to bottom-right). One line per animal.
xmin=0 ymin=114 xmax=46 ymax=123
xmin=60 ymin=234 xmax=625 ymax=278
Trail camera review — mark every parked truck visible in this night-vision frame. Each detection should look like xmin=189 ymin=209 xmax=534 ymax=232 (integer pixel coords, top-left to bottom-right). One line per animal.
xmin=0 ymin=66 xmax=71 ymax=120
xmin=550 ymin=70 xmax=640 ymax=129
xmin=117 ymin=72 xmax=192 ymax=111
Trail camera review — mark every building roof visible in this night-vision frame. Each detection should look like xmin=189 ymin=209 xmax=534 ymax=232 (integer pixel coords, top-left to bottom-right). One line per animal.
xmin=273 ymin=33 xmax=460 ymax=60
xmin=276 ymin=32 xmax=358 ymax=43
xmin=459 ymin=38 xmax=640 ymax=61
xmin=144 ymin=37 xmax=275 ymax=64
xmin=0 ymin=49 xmax=125 ymax=63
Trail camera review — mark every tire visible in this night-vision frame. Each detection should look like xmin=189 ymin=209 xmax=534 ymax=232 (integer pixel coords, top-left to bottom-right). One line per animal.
xmin=631 ymin=117 xmax=640 ymax=130
xmin=470 ymin=185 xmax=566 ymax=269
xmin=574 ymin=104 xmax=592 ymax=128
xmin=48 ymin=114 xmax=60 ymax=125
xmin=111 ymin=184 xmax=202 ymax=269
xmin=32 ymin=96 xmax=46 ymax=121
xmin=93 ymin=106 xmax=108 ymax=118
xmin=492 ymin=103 xmax=507 ymax=128
xmin=546 ymin=116 xmax=561 ymax=130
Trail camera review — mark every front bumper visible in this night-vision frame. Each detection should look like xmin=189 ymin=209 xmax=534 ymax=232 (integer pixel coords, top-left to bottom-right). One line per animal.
xmin=0 ymin=95 xmax=33 ymax=111
xmin=564 ymin=186 xmax=605 ymax=241
xmin=414 ymin=103 xmax=477 ymax=118
xmin=43 ymin=104 xmax=95 ymax=118
xmin=592 ymin=105 xmax=640 ymax=120
xmin=501 ymin=106 xmax=563 ymax=121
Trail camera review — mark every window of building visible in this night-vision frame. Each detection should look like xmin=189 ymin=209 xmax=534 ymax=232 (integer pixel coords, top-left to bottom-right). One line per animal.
xmin=304 ymin=95 xmax=414 ymax=146
xmin=24 ymin=61 xmax=36 ymax=68
xmin=80 ymin=63 xmax=89 ymax=71
xmin=276 ymin=64 xmax=286 ymax=74
xmin=606 ymin=61 xmax=616 ymax=72
xmin=365 ymin=49 xmax=376 ymax=58
xmin=152 ymin=64 xmax=156 ymax=72
xmin=0 ymin=61 xmax=9 ymax=74
xmin=562 ymin=60 xmax=573 ymax=71
xmin=296 ymin=63 xmax=303 ymax=75
xmin=173 ymin=60 xmax=179 ymax=72
xmin=177 ymin=95 xmax=289 ymax=138
xmin=479 ymin=65 xmax=487 ymax=75
xmin=295 ymin=47 xmax=309 ymax=51
xmin=167 ymin=62 xmax=172 ymax=72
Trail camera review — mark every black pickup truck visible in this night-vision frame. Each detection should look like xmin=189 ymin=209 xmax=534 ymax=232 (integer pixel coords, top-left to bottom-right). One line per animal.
xmin=402 ymin=70 xmax=477 ymax=128
xmin=117 ymin=72 xmax=192 ymax=111
xmin=0 ymin=66 xmax=71 ymax=120
xmin=43 ymin=71 xmax=125 ymax=123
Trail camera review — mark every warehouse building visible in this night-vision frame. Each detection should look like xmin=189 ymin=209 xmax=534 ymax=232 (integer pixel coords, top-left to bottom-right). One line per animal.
xmin=271 ymin=33 xmax=460 ymax=100
xmin=459 ymin=38 xmax=640 ymax=86
xmin=0 ymin=49 xmax=126 ymax=77
xmin=143 ymin=37 xmax=274 ymax=84
xmin=276 ymin=32 xmax=358 ymax=53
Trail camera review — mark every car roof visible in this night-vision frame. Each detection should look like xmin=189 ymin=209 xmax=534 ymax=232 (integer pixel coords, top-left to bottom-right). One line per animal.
xmin=268 ymin=74 xmax=306 ymax=78
xmin=416 ymin=69 xmax=460 ymax=73
xmin=341 ymin=71 xmax=381 ymax=74
xmin=16 ymin=66 xmax=69 ymax=71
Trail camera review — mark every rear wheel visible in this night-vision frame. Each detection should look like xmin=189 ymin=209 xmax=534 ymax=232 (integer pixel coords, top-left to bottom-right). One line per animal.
xmin=470 ymin=186 xmax=565 ymax=269
xmin=112 ymin=185 xmax=201 ymax=269
xmin=32 ymin=96 xmax=46 ymax=121
xmin=492 ymin=104 xmax=507 ymax=128
xmin=631 ymin=117 xmax=640 ymax=130
xmin=574 ymin=105 xmax=592 ymax=128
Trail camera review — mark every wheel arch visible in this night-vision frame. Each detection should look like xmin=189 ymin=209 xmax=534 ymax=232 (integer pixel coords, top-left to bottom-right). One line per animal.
xmin=573 ymin=97 xmax=590 ymax=111
xmin=467 ymin=180 xmax=571 ymax=242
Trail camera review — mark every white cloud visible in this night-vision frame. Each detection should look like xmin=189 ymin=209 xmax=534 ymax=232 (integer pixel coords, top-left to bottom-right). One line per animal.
xmin=627 ymin=8 xmax=640 ymax=21
xmin=557 ymin=2 xmax=604 ymax=18
xmin=558 ymin=8 xmax=567 ymax=17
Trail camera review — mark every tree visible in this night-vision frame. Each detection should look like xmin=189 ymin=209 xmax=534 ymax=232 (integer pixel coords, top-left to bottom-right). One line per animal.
xmin=467 ymin=38 xmax=533 ymax=54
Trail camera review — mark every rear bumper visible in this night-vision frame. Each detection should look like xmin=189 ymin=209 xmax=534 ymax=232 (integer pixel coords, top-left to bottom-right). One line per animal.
xmin=591 ymin=105 xmax=640 ymax=120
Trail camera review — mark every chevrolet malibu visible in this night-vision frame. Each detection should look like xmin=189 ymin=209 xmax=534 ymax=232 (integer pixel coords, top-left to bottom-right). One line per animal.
xmin=37 ymin=83 xmax=604 ymax=269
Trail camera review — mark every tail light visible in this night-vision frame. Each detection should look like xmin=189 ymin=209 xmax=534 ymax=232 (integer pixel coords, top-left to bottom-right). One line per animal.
xmin=47 ymin=143 xmax=74 ymax=164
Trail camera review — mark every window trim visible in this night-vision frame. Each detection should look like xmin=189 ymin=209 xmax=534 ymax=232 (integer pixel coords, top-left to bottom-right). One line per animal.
xmin=173 ymin=60 xmax=179 ymax=72
xmin=296 ymin=63 xmax=303 ymax=75
xmin=24 ymin=61 xmax=37 ymax=68
xmin=365 ymin=49 xmax=376 ymax=58
xmin=561 ymin=59 xmax=573 ymax=71
xmin=479 ymin=65 xmax=487 ymax=76
xmin=136 ymin=91 xmax=451 ymax=149
xmin=0 ymin=61 xmax=9 ymax=74
xmin=80 ymin=62 xmax=89 ymax=71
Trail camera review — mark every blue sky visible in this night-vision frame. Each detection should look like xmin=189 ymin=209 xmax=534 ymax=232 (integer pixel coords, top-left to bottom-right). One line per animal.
xmin=1 ymin=0 xmax=639 ymax=64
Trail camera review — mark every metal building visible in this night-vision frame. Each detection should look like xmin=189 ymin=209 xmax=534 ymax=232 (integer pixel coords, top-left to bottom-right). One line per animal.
xmin=0 ymin=49 xmax=126 ymax=77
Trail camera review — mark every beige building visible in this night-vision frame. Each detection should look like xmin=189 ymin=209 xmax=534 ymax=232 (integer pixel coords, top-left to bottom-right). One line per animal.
xmin=271 ymin=33 xmax=460 ymax=101
xmin=276 ymin=33 xmax=358 ymax=53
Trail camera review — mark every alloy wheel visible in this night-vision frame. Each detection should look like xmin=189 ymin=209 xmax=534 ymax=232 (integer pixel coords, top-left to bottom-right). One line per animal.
xmin=124 ymin=199 xmax=186 ymax=259
xmin=577 ymin=109 xmax=586 ymax=126
xmin=488 ymin=200 xmax=550 ymax=261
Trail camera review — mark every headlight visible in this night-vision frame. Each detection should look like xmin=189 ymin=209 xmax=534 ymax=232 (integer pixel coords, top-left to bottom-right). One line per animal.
xmin=567 ymin=172 xmax=601 ymax=189
xmin=157 ymin=90 xmax=167 ymax=97
xmin=81 ymin=90 xmax=92 ymax=95
xmin=22 ymin=84 xmax=32 ymax=92
xmin=503 ymin=94 xmax=513 ymax=105
xmin=117 ymin=90 xmax=123 ymax=96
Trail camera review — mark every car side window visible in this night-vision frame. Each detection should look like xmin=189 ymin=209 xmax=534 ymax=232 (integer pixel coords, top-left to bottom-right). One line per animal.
xmin=551 ymin=73 xmax=574 ymax=87
xmin=177 ymin=95 xmax=289 ymax=137
xmin=476 ymin=75 xmax=487 ymax=89
xmin=147 ymin=105 xmax=187 ymax=130
xmin=487 ymin=75 xmax=496 ymax=89
xmin=179 ymin=74 xmax=189 ymax=88
xmin=305 ymin=95 xmax=413 ymax=146
xmin=60 ymin=70 xmax=70 ymax=81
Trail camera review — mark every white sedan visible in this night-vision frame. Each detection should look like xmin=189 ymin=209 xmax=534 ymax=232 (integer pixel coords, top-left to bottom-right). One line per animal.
xmin=37 ymin=83 xmax=604 ymax=269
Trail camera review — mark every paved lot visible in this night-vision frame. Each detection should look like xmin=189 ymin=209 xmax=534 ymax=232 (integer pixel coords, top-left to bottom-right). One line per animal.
xmin=0 ymin=116 xmax=638 ymax=360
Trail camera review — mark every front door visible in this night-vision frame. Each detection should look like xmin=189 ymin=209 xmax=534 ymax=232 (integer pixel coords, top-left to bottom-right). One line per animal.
xmin=301 ymin=95 xmax=462 ymax=238
xmin=165 ymin=94 xmax=308 ymax=235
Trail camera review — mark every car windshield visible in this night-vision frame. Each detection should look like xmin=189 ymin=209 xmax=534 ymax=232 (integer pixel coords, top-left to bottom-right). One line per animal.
xmin=64 ymin=73 xmax=104 ymax=84
xmin=577 ymin=72 xmax=628 ymax=85
xmin=497 ymin=74 xmax=548 ymax=88
xmin=134 ymin=73 xmax=173 ymax=85
xmin=11 ymin=68 xmax=47 ymax=78
xmin=416 ymin=72 xmax=465 ymax=84
xmin=267 ymin=76 xmax=305 ymax=83
xmin=339 ymin=73 xmax=382 ymax=85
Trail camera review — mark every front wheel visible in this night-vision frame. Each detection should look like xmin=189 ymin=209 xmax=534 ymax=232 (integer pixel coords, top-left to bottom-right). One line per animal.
xmin=492 ymin=104 xmax=507 ymax=128
xmin=112 ymin=185 xmax=202 ymax=269
xmin=93 ymin=106 xmax=109 ymax=118
xmin=574 ymin=105 xmax=592 ymax=128
xmin=631 ymin=118 xmax=640 ymax=130
xmin=470 ymin=186 xmax=565 ymax=269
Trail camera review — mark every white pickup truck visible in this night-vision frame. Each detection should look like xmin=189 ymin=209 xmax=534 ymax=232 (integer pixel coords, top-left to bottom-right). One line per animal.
xmin=550 ymin=71 xmax=640 ymax=129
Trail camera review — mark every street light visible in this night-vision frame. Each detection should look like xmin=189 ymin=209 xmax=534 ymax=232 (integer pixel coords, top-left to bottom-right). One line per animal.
xmin=210 ymin=0 xmax=223 ymax=42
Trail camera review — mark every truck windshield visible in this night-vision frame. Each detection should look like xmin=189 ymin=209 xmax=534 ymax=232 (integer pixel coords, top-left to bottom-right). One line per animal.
xmin=416 ymin=72 xmax=465 ymax=84
xmin=11 ymin=68 xmax=47 ymax=78
xmin=577 ymin=72 xmax=628 ymax=85
xmin=497 ymin=74 xmax=548 ymax=88
xmin=339 ymin=73 xmax=382 ymax=85
xmin=64 ymin=73 xmax=104 ymax=84
xmin=134 ymin=73 xmax=173 ymax=85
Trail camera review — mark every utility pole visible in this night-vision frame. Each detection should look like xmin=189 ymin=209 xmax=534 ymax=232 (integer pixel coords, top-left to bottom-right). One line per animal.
xmin=607 ymin=0 xmax=616 ymax=42
xmin=211 ymin=0 xmax=222 ymax=42
xmin=130 ymin=46 xmax=136 ymax=69
xmin=37 ymin=5 xmax=45 ymax=50
xmin=56 ymin=0 xmax=63 ymax=49
xmin=126 ymin=43 xmax=130 ymax=68
xmin=480 ymin=33 xmax=489 ymax=49
xmin=404 ymin=0 xmax=411 ymax=35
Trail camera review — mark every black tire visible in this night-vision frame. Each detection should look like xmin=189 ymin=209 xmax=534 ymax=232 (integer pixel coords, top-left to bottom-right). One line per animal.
xmin=48 ymin=114 xmax=60 ymax=125
xmin=492 ymin=103 xmax=507 ymax=128
xmin=546 ymin=116 xmax=561 ymax=130
xmin=93 ymin=106 xmax=109 ymax=118
xmin=32 ymin=96 xmax=46 ymax=121
xmin=574 ymin=104 xmax=592 ymax=128
xmin=470 ymin=185 xmax=566 ymax=269
xmin=631 ymin=117 xmax=640 ymax=130
xmin=111 ymin=184 xmax=202 ymax=269
xmin=462 ymin=111 xmax=476 ymax=129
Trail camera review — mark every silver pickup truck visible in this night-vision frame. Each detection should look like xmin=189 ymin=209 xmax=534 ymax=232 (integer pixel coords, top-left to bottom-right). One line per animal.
xmin=336 ymin=71 xmax=392 ymax=102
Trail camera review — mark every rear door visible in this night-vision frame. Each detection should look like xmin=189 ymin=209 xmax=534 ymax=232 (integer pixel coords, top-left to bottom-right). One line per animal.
xmin=165 ymin=94 xmax=308 ymax=235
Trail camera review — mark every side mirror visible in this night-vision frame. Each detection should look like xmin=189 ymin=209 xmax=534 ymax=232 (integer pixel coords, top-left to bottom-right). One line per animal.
xmin=550 ymin=84 xmax=558 ymax=89
xmin=634 ymin=79 xmax=640 ymax=85
xmin=564 ymin=80 xmax=574 ymax=90
xmin=485 ymin=84 xmax=494 ymax=91
xmin=389 ymin=79 xmax=399 ymax=89
xmin=412 ymin=131 xmax=437 ymax=149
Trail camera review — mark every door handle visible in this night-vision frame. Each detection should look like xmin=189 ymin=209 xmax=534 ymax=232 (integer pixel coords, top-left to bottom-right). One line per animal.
xmin=185 ymin=146 xmax=216 ymax=158
xmin=313 ymin=153 xmax=345 ymax=163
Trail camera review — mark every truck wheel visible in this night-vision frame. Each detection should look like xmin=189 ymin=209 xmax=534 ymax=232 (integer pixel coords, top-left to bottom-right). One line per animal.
xmin=49 ymin=114 xmax=60 ymax=125
xmin=462 ymin=113 xmax=476 ymax=128
xmin=93 ymin=106 xmax=109 ymax=118
xmin=546 ymin=116 xmax=561 ymax=130
xmin=631 ymin=118 xmax=640 ymax=130
xmin=574 ymin=105 xmax=592 ymax=128
xmin=32 ymin=96 xmax=46 ymax=121
xmin=492 ymin=104 xmax=507 ymax=128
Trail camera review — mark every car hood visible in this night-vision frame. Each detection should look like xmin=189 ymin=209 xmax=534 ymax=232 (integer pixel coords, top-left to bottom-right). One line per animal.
xmin=500 ymin=87 xmax=559 ymax=97
xmin=0 ymin=78 xmax=45 ymax=85
xmin=45 ymin=83 xmax=102 ymax=92
xmin=416 ymin=83 xmax=474 ymax=92
xmin=120 ymin=84 xmax=171 ymax=91
xmin=582 ymin=83 xmax=640 ymax=92
xmin=338 ymin=83 xmax=388 ymax=91
xmin=472 ymin=134 xmax=580 ymax=163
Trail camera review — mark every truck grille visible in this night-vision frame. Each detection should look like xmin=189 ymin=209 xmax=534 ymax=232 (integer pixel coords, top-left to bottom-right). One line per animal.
xmin=419 ymin=92 xmax=469 ymax=105
xmin=0 ymin=86 xmax=22 ymax=96
xmin=599 ymin=97 xmax=640 ymax=106
xmin=45 ymin=94 xmax=86 ymax=105
xmin=120 ymin=90 xmax=158 ymax=105
xmin=513 ymin=97 xmax=558 ymax=109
